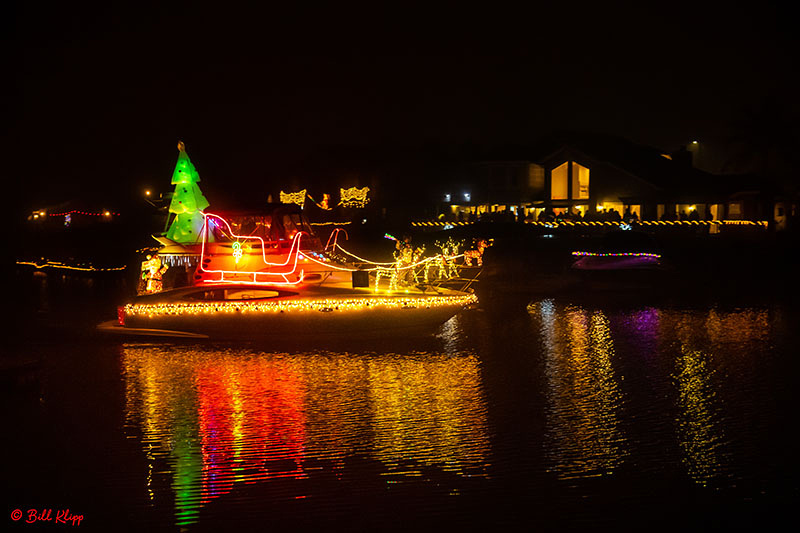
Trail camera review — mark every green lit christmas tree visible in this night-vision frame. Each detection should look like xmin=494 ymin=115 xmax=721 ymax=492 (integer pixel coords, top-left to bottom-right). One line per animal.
xmin=166 ymin=141 xmax=210 ymax=243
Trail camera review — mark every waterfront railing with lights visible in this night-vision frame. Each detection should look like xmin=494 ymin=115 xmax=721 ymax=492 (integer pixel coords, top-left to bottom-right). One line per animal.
xmin=412 ymin=220 xmax=769 ymax=228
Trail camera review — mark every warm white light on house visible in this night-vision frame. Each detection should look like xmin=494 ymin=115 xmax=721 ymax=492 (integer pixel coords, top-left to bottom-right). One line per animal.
xmin=571 ymin=162 xmax=590 ymax=200
xmin=551 ymin=162 xmax=568 ymax=200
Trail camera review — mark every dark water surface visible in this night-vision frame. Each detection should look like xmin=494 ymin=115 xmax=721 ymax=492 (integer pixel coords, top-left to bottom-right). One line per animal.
xmin=4 ymin=275 xmax=798 ymax=531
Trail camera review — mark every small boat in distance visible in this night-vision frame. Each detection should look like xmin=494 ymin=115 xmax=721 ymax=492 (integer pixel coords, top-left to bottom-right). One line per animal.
xmin=569 ymin=230 xmax=667 ymax=290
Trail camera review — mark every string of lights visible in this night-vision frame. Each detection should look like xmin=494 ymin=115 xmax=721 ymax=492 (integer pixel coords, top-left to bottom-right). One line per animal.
xmin=332 ymin=243 xmax=464 ymax=271
xmin=571 ymin=251 xmax=662 ymax=259
xmin=124 ymin=293 xmax=477 ymax=320
xmin=48 ymin=210 xmax=120 ymax=217
xmin=16 ymin=260 xmax=127 ymax=272
xmin=300 ymin=252 xmax=362 ymax=272
xmin=413 ymin=220 xmax=769 ymax=228
xmin=332 ymin=244 xmax=395 ymax=266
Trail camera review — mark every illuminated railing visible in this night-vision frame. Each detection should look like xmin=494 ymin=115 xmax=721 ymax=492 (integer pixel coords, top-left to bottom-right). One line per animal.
xmin=412 ymin=220 xmax=769 ymax=228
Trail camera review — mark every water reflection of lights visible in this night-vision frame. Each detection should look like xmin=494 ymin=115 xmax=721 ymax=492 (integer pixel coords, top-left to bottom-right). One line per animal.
xmin=705 ymin=308 xmax=769 ymax=346
xmin=532 ymin=302 xmax=628 ymax=480
xmin=437 ymin=315 xmax=465 ymax=352
xmin=367 ymin=355 xmax=489 ymax=477
xmin=532 ymin=301 xmax=774 ymax=490
xmin=123 ymin=345 xmax=489 ymax=527
xmin=674 ymin=345 xmax=727 ymax=486
xmin=670 ymin=309 xmax=743 ymax=486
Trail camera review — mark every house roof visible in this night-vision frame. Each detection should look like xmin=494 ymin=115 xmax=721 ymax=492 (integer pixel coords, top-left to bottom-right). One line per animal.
xmin=473 ymin=131 xmax=774 ymax=201
xmin=531 ymin=131 xmax=719 ymax=194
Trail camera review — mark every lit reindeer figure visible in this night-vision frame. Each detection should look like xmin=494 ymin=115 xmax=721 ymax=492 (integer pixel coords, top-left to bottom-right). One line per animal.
xmin=410 ymin=245 xmax=426 ymax=283
xmin=434 ymin=237 xmax=462 ymax=279
xmin=375 ymin=239 xmax=426 ymax=291
xmin=374 ymin=266 xmax=399 ymax=291
xmin=464 ymin=239 xmax=488 ymax=267
xmin=396 ymin=244 xmax=425 ymax=285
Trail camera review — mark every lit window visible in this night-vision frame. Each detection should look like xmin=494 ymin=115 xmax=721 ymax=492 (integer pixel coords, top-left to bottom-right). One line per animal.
xmin=551 ymin=162 xmax=568 ymax=200
xmin=570 ymin=162 xmax=590 ymax=200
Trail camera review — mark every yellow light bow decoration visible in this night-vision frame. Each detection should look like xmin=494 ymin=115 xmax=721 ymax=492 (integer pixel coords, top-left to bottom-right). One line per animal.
xmin=339 ymin=186 xmax=370 ymax=208
xmin=280 ymin=189 xmax=307 ymax=208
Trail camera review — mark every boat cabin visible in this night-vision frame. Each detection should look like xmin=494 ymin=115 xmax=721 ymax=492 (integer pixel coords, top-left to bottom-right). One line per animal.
xmin=205 ymin=204 xmax=322 ymax=251
xmin=154 ymin=204 xmax=324 ymax=289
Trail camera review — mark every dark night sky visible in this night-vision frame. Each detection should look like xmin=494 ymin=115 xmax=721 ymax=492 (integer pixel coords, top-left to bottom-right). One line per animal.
xmin=7 ymin=1 xmax=799 ymax=210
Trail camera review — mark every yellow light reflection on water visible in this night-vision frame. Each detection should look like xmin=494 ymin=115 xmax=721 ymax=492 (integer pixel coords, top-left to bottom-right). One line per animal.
xmin=674 ymin=344 xmax=727 ymax=486
xmin=668 ymin=309 xmax=743 ymax=487
xmin=530 ymin=302 xmax=773 ymax=487
xmin=705 ymin=308 xmax=770 ymax=346
xmin=366 ymin=355 xmax=490 ymax=477
xmin=533 ymin=302 xmax=628 ymax=480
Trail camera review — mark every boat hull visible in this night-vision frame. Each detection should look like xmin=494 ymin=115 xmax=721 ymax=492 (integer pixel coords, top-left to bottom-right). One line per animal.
xmin=107 ymin=290 xmax=477 ymax=341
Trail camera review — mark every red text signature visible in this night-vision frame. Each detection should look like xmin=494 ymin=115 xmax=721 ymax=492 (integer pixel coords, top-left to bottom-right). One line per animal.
xmin=10 ymin=508 xmax=83 ymax=526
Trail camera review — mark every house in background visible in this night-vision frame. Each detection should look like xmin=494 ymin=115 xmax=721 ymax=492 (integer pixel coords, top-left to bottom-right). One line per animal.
xmin=438 ymin=132 xmax=793 ymax=228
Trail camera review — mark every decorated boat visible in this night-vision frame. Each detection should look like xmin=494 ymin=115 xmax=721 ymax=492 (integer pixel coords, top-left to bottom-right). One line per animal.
xmin=569 ymin=230 xmax=667 ymax=290
xmin=100 ymin=282 xmax=476 ymax=340
xmin=99 ymin=213 xmax=478 ymax=339
xmin=98 ymin=142 xmax=480 ymax=339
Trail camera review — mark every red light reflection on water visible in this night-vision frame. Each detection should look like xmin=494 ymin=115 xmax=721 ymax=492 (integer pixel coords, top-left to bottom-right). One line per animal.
xmin=196 ymin=360 xmax=307 ymax=504
xmin=123 ymin=342 xmax=490 ymax=528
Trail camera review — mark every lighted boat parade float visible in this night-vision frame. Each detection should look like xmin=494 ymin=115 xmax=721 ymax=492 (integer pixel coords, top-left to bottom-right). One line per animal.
xmin=99 ymin=215 xmax=478 ymax=339
xmin=98 ymin=143 xmax=483 ymax=340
